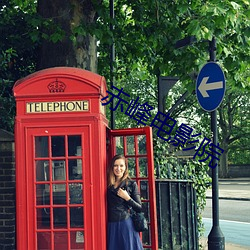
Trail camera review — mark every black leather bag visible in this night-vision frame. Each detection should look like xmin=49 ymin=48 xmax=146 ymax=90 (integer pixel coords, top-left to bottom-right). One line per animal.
xmin=131 ymin=211 xmax=148 ymax=232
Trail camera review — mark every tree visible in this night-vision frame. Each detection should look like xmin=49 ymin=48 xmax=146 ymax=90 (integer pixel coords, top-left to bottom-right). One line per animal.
xmin=104 ymin=0 xmax=249 ymax=88
xmin=37 ymin=0 xmax=101 ymax=71
xmin=218 ymin=89 xmax=250 ymax=177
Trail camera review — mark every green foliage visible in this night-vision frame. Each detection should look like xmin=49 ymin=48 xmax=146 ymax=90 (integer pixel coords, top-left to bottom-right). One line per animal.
xmin=154 ymin=136 xmax=211 ymax=239
xmin=98 ymin=0 xmax=249 ymax=91
xmin=0 ymin=78 xmax=15 ymax=132
xmin=219 ymin=88 xmax=250 ymax=165
xmin=229 ymin=150 xmax=250 ymax=165
xmin=0 ymin=0 xmax=38 ymax=131
xmin=0 ymin=1 xmax=37 ymax=78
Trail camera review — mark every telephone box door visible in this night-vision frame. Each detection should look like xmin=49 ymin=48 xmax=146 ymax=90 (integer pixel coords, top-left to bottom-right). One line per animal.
xmin=26 ymin=126 xmax=92 ymax=250
xmin=109 ymin=126 xmax=158 ymax=250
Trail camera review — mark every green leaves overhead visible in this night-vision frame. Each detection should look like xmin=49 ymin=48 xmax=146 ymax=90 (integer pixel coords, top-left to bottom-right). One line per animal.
xmin=97 ymin=0 xmax=249 ymax=90
xmin=1 ymin=0 xmax=249 ymax=90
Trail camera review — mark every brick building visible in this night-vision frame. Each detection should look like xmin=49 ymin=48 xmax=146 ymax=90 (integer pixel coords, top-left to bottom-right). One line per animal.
xmin=0 ymin=129 xmax=16 ymax=250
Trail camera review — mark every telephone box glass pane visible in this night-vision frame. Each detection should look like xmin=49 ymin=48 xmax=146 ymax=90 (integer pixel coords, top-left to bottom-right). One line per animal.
xmin=36 ymin=184 xmax=47 ymax=205
xmin=69 ymin=183 xmax=83 ymax=204
xmin=71 ymin=231 xmax=84 ymax=248
xmin=140 ymin=180 xmax=149 ymax=200
xmin=53 ymin=208 xmax=67 ymax=227
xmin=70 ymin=207 xmax=83 ymax=227
xmin=36 ymin=160 xmax=49 ymax=181
xmin=142 ymin=202 xmax=151 ymax=246
xmin=52 ymin=184 xmax=66 ymax=204
xmin=52 ymin=160 xmax=66 ymax=181
xmin=139 ymin=157 xmax=148 ymax=177
xmin=35 ymin=136 xmax=49 ymax=157
xmin=115 ymin=136 xmax=124 ymax=155
xmin=142 ymin=226 xmax=151 ymax=247
xmin=52 ymin=136 xmax=65 ymax=157
xmin=142 ymin=202 xmax=150 ymax=222
xmin=37 ymin=208 xmax=50 ymax=229
xmin=127 ymin=136 xmax=135 ymax=155
xmin=127 ymin=158 xmax=136 ymax=177
xmin=138 ymin=135 xmax=146 ymax=154
xmin=54 ymin=231 xmax=68 ymax=249
xmin=69 ymin=159 xmax=82 ymax=180
xmin=37 ymin=232 xmax=51 ymax=249
xmin=68 ymin=135 xmax=81 ymax=156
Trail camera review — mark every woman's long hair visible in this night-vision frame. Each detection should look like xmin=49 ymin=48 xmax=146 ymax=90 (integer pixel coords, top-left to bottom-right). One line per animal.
xmin=107 ymin=154 xmax=130 ymax=187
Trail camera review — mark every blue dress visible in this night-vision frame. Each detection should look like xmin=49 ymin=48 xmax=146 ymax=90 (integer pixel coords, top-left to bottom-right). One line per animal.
xmin=107 ymin=180 xmax=144 ymax=250
xmin=108 ymin=217 xmax=143 ymax=250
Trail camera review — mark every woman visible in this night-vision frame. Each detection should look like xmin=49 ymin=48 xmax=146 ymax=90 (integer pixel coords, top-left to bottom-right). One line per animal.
xmin=107 ymin=154 xmax=144 ymax=250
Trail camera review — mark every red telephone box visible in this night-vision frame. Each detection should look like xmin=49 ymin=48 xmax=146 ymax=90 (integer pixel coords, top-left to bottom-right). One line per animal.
xmin=13 ymin=67 xmax=158 ymax=250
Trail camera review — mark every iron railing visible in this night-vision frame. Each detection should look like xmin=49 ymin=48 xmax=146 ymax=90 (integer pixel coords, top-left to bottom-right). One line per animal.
xmin=156 ymin=179 xmax=198 ymax=250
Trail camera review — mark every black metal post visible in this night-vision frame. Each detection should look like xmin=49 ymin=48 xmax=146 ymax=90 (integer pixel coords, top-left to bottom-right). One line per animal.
xmin=110 ymin=0 xmax=115 ymax=129
xmin=208 ymin=37 xmax=225 ymax=250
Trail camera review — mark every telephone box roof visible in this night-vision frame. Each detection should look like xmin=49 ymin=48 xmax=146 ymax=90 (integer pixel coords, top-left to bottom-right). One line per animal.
xmin=13 ymin=67 xmax=107 ymax=98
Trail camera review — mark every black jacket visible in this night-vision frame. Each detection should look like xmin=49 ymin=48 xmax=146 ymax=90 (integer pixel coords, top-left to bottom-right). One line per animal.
xmin=107 ymin=179 xmax=142 ymax=222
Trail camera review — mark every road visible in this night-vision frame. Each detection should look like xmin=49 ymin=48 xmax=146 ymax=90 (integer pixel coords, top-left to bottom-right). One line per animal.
xmin=202 ymin=180 xmax=250 ymax=249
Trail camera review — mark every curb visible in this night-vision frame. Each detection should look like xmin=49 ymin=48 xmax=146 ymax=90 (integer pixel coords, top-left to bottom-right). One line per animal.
xmin=206 ymin=196 xmax=250 ymax=201
xmin=218 ymin=178 xmax=250 ymax=182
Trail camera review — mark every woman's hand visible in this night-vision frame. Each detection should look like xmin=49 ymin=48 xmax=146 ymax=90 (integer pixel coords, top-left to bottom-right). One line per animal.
xmin=117 ymin=188 xmax=131 ymax=201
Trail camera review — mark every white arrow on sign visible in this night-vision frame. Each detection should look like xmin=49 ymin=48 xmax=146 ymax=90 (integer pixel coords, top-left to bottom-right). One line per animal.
xmin=198 ymin=76 xmax=223 ymax=98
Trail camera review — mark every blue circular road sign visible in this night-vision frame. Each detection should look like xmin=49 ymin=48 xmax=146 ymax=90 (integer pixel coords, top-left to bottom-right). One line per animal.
xmin=196 ymin=62 xmax=226 ymax=112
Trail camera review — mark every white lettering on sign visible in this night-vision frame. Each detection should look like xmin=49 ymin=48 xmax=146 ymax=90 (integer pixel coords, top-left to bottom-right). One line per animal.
xmin=26 ymin=100 xmax=89 ymax=113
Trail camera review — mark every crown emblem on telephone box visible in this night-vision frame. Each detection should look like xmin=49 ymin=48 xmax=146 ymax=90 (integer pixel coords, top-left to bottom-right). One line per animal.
xmin=47 ymin=79 xmax=66 ymax=93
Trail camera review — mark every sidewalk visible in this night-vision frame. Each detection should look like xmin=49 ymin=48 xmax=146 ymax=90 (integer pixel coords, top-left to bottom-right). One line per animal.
xmin=206 ymin=178 xmax=250 ymax=201
xmin=200 ymin=238 xmax=250 ymax=250
xmin=203 ymin=178 xmax=250 ymax=249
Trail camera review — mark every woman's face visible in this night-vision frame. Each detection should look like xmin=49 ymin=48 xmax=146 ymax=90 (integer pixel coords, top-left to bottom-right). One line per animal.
xmin=113 ymin=158 xmax=126 ymax=180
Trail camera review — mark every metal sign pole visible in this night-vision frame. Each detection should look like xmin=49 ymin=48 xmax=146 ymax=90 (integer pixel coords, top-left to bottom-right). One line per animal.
xmin=208 ymin=37 xmax=225 ymax=250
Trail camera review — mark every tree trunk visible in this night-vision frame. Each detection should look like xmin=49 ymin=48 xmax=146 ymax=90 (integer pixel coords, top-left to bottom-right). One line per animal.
xmin=219 ymin=142 xmax=229 ymax=178
xmin=37 ymin=0 xmax=100 ymax=72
